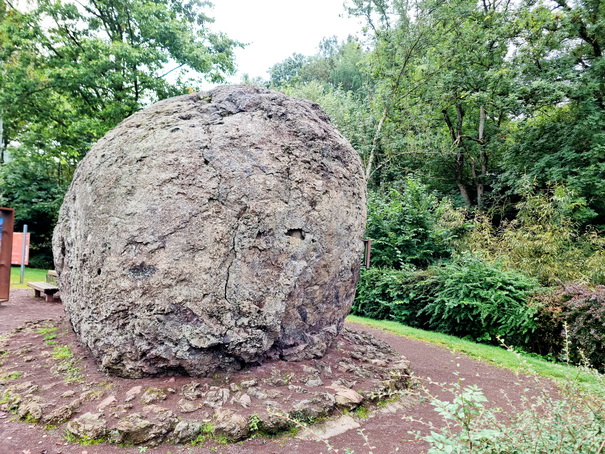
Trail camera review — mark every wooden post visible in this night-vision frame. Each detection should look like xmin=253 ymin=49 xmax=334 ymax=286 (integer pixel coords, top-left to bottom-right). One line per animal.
xmin=362 ymin=239 xmax=372 ymax=269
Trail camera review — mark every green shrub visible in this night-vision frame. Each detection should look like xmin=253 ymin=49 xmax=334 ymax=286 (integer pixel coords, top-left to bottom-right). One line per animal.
xmin=354 ymin=255 xmax=541 ymax=349
xmin=419 ymin=254 xmax=540 ymax=347
xmin=366 ymin=178 xmax=466 ymax=269
xmin=27 ymin=252 xmax=54 ymax=270
xmin=352 ymin=266 xmax=430 ymax=327
xmin=527 ymin=292 xmax=564 ymax=358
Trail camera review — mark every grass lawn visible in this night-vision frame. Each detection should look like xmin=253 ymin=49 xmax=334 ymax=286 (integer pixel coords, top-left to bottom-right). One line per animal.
xmin=347 ymin=314 xmax=605 ymax=394
xmin=10 ymin=266 xmax=48 ymax=289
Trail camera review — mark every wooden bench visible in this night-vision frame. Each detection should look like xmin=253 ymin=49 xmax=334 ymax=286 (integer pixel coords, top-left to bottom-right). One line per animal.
xmin=27 ymin=281 xmax=59 ymax=302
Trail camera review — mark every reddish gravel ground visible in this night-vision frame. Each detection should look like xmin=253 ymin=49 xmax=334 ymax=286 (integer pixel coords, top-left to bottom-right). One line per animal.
xmin=0 ymin=289 xmax=553 ymax=454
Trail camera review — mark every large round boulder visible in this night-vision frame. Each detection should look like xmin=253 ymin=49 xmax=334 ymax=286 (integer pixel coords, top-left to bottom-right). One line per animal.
xmin=53 ymin=85 xmax=366 ymax=378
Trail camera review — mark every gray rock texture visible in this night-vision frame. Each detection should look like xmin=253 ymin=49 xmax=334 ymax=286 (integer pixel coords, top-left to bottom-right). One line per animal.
xmin=53 ymin=85 xmax=366 ymax=378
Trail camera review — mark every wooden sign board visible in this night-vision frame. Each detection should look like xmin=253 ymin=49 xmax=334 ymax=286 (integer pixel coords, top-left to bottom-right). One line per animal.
xmin=0 ymin=207 xmax=15 ymax=302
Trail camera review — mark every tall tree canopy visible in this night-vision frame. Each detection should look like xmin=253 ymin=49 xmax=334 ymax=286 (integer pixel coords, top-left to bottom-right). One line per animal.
xmin=340 ymin=0 xmax=605 ymax=220
xmin=0 ymin=0 xmax=239 ymax=163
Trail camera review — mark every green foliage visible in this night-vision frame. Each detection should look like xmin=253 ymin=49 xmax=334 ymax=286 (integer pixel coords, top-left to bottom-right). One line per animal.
xmin=348 ymin=0 xmax=518 ymax=204
xmin=463 ymin=188 xmax=605 ymax=286
xmin=498 ymin=108 xmax=605 ymax=226
xmin=527 ymin=293 xmax=564 ymax=358
xmin=496 ymin=0 xmax=605 ymax=225
xmin=416 ymin=366 xmax=605 ymax=453
xmin=351 ymin=266 xmax=429 ymax=325
xmin=420 ymin=385 xmax=502 ymax=452
xmin=36 ymin=324 xmax=58 ymax=342
xmin=50 ymin=344 xmax=83 ymax=383
xmin=419 ymin=254 xmax=540 ymax=347
xmin=354 ymin=405 xmax=369 ymax=419
xmin=0 ymin=371 xmax=22 ymax=380
xmin=270 ymin=36 xmax=370 ymax=94
xmin=366 ymin=178 xmax=466 ymax=269
xmin=343 ymin=0 xmax=605 ymax=224
xmin=63 ymin=429 xmax=106 ymax=445
xmin=191 ymin=423 xmax=214 ymax=446
xmin=269 ymin=53 xmax=312 ymax=87
xmin=353 ymin=254 xmax=540 ymax=348
xmin=51 ymin=345 xmax=73 ymax=361
xmin=1 ymin=0 xmax=239 ymax=156
xmin=559 ymin=284 xmax=605 ymax=372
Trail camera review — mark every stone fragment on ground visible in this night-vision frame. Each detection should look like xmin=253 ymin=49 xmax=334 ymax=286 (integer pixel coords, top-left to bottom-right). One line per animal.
xmin=296 ymin=414 xmax=361 ymax=440
xmin=109 ymin=407 xmax=178 ymax=446
xmin=16 ymin=395 xmax=44 ymax=422
xmin=214 ymin=408 xmax=250 ymax=441
xmin=140 ymin=387 xmax=167 ymax=405
xmin=170 ymin=420 xmax=202 ymax=444
xmin=66 ymin=412 xmax=107 ymax=440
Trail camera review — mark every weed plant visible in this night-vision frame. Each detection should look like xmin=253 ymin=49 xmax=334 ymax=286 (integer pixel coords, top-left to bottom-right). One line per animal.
xmin=50 ymin=344 xmax=84 ymax=383
xmin=410 ymin=350 xmax=605 ymax=453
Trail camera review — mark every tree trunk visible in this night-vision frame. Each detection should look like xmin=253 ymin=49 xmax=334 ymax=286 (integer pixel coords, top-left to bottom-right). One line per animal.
xmin=365 ymin=106 xmax=387 ymax=181
xmin=443 ymin=108 xmax=473 ymax=208
xmin=476 ymin=105 xmax=487 ymax=210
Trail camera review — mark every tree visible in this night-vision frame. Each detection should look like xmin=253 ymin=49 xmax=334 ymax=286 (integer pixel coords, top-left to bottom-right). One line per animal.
xmin=0 ymin=0 xmax=240 ymax=266
xmin=494 ymin=0 xmax=605 ymax=225
xmin=0 ymin=0 xmax=239 ymax=162
xmin=269 ymin=53 xmax=312 ymax=87
xmin=347 ymin=0 xmax=432 ymax=185
xmin=348 ymin=0 xmax=605 ymax=219
xmin=349 ymin=0 xmax=520 ymax=208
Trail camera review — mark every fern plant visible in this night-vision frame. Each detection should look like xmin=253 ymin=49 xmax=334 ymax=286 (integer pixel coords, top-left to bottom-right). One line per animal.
xmin=419 ymin=254 xmax=540 ymax=347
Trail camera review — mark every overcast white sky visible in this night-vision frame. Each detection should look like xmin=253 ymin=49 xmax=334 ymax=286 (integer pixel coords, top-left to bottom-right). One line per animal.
xmin=209 ymin=0 xmax=364 ymax=83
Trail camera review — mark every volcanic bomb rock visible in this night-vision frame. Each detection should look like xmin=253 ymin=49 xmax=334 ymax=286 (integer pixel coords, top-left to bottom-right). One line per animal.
xmin=53 ymin=85 xmax=367 ymax=378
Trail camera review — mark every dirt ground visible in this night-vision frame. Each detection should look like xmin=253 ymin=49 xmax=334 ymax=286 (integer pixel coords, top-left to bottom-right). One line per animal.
xmin=0 ymin=289 xmax=552 ymax=454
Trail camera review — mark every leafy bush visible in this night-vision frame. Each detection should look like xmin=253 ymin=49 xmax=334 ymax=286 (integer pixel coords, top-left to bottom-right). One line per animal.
xmin=366 ymin=178 xmax=466 ymax=269
xmin=353 ymin=254 xmax=540 ymax=348
xmin=351 ymin=266 xmax=430 ymax=327
xmin=419 ymin=254 xmax=540 ymax=347
xmin=27 ymin=253 xmax=54 ymax=270
xmin=527 ymin=292 xmax=564 ymax=358
xmin=463 ymin=187 xmax=605 ymax=285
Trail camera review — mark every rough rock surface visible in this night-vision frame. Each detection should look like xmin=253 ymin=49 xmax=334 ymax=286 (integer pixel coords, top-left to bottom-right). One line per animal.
xmin=53 ymin=85 xmax=366 ymax=378
xmin=66 ymin=412 xmax=107 ymax=440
